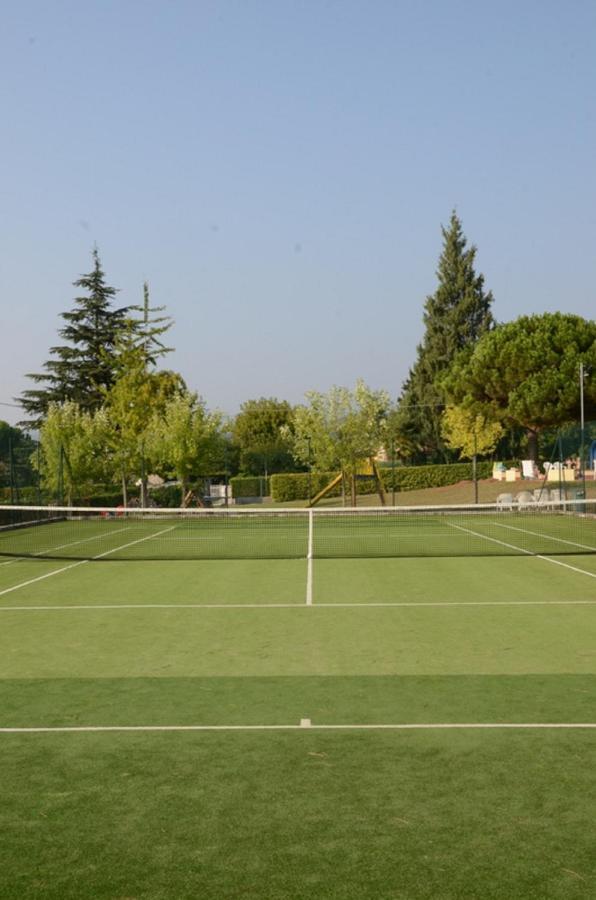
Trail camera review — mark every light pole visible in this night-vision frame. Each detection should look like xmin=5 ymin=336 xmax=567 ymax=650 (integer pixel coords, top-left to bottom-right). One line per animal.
xmin=580 ymin=362 xmax=587 ymax=500
xmin=391 ymin=438 xmax=396 ymax=507
xmin=473 ymin=429 xmax=478 ymax=505
xmin=223 ymin=432 xmax=233 ymax=507
xmin=306 ymin=437 xmax=312 ymax=505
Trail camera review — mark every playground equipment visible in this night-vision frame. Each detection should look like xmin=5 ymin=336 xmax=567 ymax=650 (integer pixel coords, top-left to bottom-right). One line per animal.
xmin=307 ymin=458 xmax=387 ymax=507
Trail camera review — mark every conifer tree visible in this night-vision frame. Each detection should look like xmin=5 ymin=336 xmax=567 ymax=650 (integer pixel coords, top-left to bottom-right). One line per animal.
xmin=20 ymin=248 xmax=128 ymax=427
xmin=396 ymin=213 xmax=494 ymax=461
xmin=126 ymin=281 xmax=174 ymax=367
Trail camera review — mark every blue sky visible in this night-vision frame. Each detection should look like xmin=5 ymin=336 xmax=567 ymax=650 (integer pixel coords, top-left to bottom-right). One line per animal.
xmin=1 ymin=0 xmax=595 ymax=426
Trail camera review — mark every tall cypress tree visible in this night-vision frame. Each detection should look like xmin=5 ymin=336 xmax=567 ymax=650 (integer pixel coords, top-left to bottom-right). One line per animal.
xmin=396 ymin=213 xmax=495 ymax=462
xmin=20 ymin=248 xmax=129 ymax=427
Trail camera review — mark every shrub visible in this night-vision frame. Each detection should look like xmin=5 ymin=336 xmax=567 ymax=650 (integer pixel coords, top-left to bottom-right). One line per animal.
xmin=383 ymin=461 xmax=493 ymax=492
xmin=230 ymin=476 xmax=271 ymax=499
xmin=271 ymin=462 xmax=496 ymax=502
xmin=0 ymin=485 xmax=43 ymax=504
xmin=147 ymin=485 xmax=183 ymax=507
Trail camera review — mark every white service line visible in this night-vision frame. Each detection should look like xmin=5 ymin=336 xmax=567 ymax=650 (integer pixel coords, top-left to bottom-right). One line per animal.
xmin=448 ymin=521 xmax=596 ymax=579
xmin=0 ymin=526 xmax=133 ymax=567
xmin=0 ymin=526 xmax=176 ymax=597
xmin=2 ymin=599 xmax=596 ymax=612
xmin=491 ymin=520 xmax=596 ymax=553
xmin=2 ymin=721 xmax=596 ymax=734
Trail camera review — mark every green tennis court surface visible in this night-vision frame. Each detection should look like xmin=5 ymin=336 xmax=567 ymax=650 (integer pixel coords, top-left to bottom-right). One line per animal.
xmin=1 ymin=506 xmax=596 ymax=898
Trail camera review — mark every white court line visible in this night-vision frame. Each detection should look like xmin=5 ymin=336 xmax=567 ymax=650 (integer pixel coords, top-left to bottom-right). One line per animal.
xmin=0 ymin=526 xmax=132 ymax=567
xmin=448 ymin=522 xmax=596 ymax=579
xmin=491 ymin=520 xmax=596 ymax=553
xmin=2 ymin=722 xmax=596 ymax=734
xmin=2 ymin=600 xmax=596 ymax=611
xmin=306 ymin=557 xmax=313 ymax=605
xmin=0 ymin=526 xmax=176 ymax=598
xmin=306 ymin=509 xmax=314 ymax=605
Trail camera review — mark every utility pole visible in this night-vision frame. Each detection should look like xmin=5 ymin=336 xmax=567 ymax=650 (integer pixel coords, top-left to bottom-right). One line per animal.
xmin=580 ymin=362 xmax=586 ymax=500
xmin=473 ymin=430 xmax=478 ymax=505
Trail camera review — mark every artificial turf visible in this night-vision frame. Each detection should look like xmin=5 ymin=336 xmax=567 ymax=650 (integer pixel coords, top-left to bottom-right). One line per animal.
xmin=1 ymin=730 xmax=596 ymax=899
xmin=1 ymin=534 xmax=596 ymax=897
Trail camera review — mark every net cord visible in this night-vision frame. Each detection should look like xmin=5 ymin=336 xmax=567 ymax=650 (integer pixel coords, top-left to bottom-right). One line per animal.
xmin=2 ymin=500 xmax=592 ymax=516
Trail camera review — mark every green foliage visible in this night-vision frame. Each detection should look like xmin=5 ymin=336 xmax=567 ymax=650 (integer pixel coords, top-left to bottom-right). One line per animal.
xmin=125 ymin=281 xmax=174 ymax=366
xmin=385 ymin=461 xmax=492 ymax=492
xmin=148 ymin=484 xmax=185 ymax=507
xmin=19 ymin=255 xmax=177 ymax=431
xmin=396 ymin=213 xmax=495 ymax=462
xmin=230 ymin=476 xmax=271 ymax=499
xmin=35 ymin=401 xmax=111 ymax=504
xmin=271 ymin=473 xmax=338 ymax=502
xmin=101 ymin=342 xmax=185 ymax=501
xmin=0 ymin=422 xmax=37 ymax=491
xmin=444 ymin=312 xmax=596 ymax=458
xmin=271 ymin=462 xmax=494 ymax=502
xmin=232 ymin=398 xmax=297 ymax=475
xmin=148 ymin=393 xmax=223 ymax=497
xmin=0 ymin=485 xmax=42 ymax=505
xmin=441 ymin=405 xmax=504 ymax=460
xmin=288 ymin=381 xmax=390 ymax=473
xmin=20 ymin=248 xmax=128 ymax=427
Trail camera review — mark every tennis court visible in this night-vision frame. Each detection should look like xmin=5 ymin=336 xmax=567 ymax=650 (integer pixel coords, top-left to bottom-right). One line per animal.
xmin=1 ymin=503 xmax=596 ymax=898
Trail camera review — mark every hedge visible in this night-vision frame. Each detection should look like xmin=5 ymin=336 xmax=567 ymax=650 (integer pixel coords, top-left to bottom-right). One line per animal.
xmin=0 ymin=486 xmax=43 ymax=504
xmin=271 ymin=461 xmax=496 ymax=503
xmin=383 ymin=461 xmax=493 ymax=492
xmin=270 ymin=472 xmax=381 ymax=503
xmin=230 ymin=476 xmax=271 ymax=499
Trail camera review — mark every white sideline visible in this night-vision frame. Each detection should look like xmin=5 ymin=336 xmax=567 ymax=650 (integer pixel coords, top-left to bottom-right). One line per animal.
xmin=448 ymin=522 xmax=596 ymax=579
xmin=0 ymin=526 xmax=176 ymax=597
xmin=2 ymin=722 xmax=596 ymax=734
xmin=2 ymin=599 xmax=596 ymax=611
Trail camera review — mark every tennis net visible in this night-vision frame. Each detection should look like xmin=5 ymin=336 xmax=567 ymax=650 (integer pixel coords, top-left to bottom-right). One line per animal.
xmin=0 ymin=501 xmax=594 ymax=560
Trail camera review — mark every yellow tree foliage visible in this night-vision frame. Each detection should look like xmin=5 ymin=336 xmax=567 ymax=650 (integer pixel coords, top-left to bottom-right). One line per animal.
xmin=441 ymin=405 xmax=503 ymax=460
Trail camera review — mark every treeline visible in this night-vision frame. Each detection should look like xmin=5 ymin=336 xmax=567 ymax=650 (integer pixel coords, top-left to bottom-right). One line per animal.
xmin=7 ymin=215 xmax=596 ymax=503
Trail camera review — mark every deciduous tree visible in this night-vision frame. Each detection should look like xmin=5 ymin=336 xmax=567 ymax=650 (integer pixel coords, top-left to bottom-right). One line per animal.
xmin=441 ymin=405 xmax=504 ymax=460
xmin=101 ymin=344 xmax=184 ymax=505
xmin=35 ymin=402 xmax=109 ymax=504
xmin=232 ymin=398 xmax=296 ymax=475
xmin=148 ymin=393 xmax=223 ymax=501
xmin=288 ymin=381 xmax=389 ymax=474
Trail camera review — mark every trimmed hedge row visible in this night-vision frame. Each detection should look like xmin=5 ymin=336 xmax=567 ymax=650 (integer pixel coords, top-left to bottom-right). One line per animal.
xmin=230 ymin=476 xmax=271 ymax=499
xmin=0 ymin=487 xmax=134 ymax=507
xmin=383 ymin=461 xmax=493 ymax=492
xmin=0 ymin=486 xmax=42 ymax=504
xmin=270 ymin=462 xmax=495 ymax=503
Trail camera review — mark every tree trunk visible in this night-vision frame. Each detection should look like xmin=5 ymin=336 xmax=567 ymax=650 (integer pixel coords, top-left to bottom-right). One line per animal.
xmin=121 ymin=471 xmax=128 ymax=508
xmin=350 ymin=474 xmax=357 ymax=506
xmin=526 ymin=429 xmax=539 ymax=462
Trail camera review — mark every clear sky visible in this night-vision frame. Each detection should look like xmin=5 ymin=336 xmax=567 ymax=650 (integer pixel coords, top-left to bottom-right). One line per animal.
xmin=1 ymin=0 xmax=595 ymax=427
